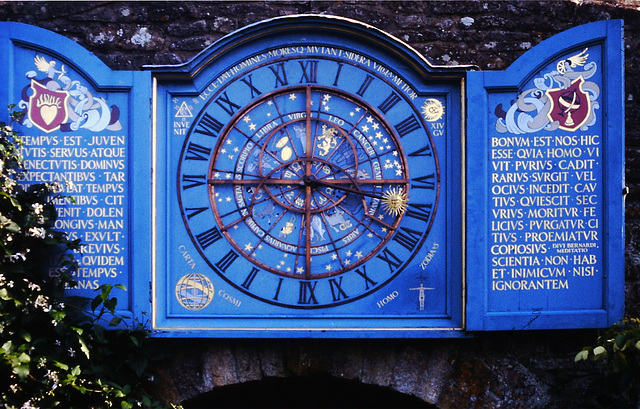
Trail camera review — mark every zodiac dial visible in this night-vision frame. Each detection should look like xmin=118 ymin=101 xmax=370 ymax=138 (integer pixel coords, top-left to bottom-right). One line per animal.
xmin=177 ymin=56 xmax=439 ymax=309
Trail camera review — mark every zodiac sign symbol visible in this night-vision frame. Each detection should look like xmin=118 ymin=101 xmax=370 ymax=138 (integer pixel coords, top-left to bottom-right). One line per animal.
xmin=309 ymin=215 xmax=326 ymax=243
xmin=279 ymin=215 xmax=297 ymax=238
xmin=316 ymin=124 xmax=339 ymax=157
xmin=253 ymin=201 xmax=279 ymax=225
xmin=293 ymin=124 xmax=307 ymax=153
xmin=324 ymin=208 xmax=352 ymax=232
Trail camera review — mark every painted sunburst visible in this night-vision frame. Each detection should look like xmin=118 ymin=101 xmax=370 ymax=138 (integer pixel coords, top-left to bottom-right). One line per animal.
xmin=382 ymin=187 xmax=408 ymax=217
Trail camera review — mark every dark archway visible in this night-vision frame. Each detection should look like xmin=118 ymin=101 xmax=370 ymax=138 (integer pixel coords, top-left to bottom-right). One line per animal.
xmin=181 ymin=374 xmax=436 ymax=408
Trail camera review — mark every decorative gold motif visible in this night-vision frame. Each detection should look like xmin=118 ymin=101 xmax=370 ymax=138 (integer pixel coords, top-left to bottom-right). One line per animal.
xmin=316 ymin=124 xmax=339 ymax=156
xmin=421 ymin=98 xmax=444 ymax=122
xmin=381 ymin=187 xmax=408 ymax=217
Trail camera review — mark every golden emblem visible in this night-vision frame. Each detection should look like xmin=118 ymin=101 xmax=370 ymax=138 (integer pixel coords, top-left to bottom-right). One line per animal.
xmin=421 ymin=98 xmax=444 ymax=122
xmin=382 ymin=187 xmax=408 ymax=217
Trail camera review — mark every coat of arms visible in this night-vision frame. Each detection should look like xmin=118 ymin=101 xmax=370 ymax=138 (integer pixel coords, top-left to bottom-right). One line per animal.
xmin=19 ymin=56 xmax=122 ymax=133
xmin=495 ymin=48 xmax=600 ymax=134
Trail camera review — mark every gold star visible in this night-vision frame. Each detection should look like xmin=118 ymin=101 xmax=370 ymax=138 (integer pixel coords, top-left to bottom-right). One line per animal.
xmin=326 ymin=264 xmax=332 ymax=271
xmin=289 ymin=93 xmax=297 ymax=100
xmin=331 ymin=254 xmax=338 ymax=260
xmin=355 ymin=251 xmax=363 ymax=259
xmin=249 ymin=123 xmax=257 ymax=131
xmin=243 ymin=116 xmax=251 ymax=123
xmin=297 ymin=267 xmax=305 ymax=274
xmin=362 ymin=125 xmax=369 ymax=132
xmin=244 ymin=243 xmax=254 ymax=251
xmin=346 ymin=250 xmax=352 ymax=257
xmin=366 ymin=116 xmax=374 ymax=123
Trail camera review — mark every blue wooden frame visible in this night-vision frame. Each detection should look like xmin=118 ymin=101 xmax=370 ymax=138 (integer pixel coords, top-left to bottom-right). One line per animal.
xmin=0 ymin=17 xmax=625 ymax=337
xmin=466 ymin=20 xmax=625 ymax=330
xmin=0 ymin=22 xmax=152 ymax=323
xmin=150 ymin=15 xmax=467 ymax=337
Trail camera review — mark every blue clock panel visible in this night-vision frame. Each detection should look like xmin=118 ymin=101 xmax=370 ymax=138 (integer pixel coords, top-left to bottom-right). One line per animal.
xmin=151 ymin=16 xmax=465 ymax=337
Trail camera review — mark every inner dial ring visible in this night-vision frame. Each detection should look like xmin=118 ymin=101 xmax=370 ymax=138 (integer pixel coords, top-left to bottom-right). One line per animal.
xmin=209 ymin=86 xmax=409 ymax=279
xmin=255 ymin=118 xmax=364 ymax=215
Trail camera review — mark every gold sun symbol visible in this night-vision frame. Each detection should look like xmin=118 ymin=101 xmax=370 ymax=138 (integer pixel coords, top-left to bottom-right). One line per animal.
xmin=382 ymin=187 xmax=408 ymax=217
xmin=421 ymin=98 xmax=445 ymax=122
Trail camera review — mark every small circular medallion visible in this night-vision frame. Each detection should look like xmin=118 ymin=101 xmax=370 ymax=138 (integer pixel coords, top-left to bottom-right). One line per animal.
xmin=421 ymin=98 xmax=445 ymax=122
xmin=175 ymin=273 xmax=215 ymax=310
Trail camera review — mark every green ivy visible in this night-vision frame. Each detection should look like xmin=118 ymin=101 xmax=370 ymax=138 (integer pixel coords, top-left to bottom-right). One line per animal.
xmin=0 ymin=107 xmax=178 ymax=409
xmin=576 ymin=317 xmax=640 ymax=407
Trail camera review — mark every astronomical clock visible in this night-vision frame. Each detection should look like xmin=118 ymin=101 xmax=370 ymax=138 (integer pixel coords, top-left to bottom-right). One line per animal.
xmin=152 ymin=15 xmax=464 ymax=336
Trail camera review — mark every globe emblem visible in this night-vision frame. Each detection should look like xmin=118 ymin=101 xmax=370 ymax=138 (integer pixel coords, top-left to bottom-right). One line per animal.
xmin=175 ymin=273 xmax=214 ymax=310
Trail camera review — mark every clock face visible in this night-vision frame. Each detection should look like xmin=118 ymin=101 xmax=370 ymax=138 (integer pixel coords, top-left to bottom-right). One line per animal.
xmin=176 ymin=54 xmax=439 ymax=309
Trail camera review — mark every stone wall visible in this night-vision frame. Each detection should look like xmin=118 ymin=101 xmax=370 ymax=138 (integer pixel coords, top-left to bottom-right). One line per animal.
xmin=1 ymin=1 xmax=640 ymax=408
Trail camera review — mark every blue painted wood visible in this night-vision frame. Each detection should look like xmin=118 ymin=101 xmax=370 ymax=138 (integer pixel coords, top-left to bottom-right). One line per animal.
xmin=0 ymin=16 xmax=625 ymax=337
xmin=151 ymin=15 xmax=467 ymax=337
xmin=0 ymin=22 xmax=152 ymax=322
xmin=466 ymin=20 xmax=625 ymax=331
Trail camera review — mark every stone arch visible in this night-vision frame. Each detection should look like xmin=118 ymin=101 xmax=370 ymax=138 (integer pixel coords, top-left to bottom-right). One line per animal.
xmin=149 ymin=341 xmax=457 ymax=406
xmin=180 ymin=374 xmax=436 ymax=408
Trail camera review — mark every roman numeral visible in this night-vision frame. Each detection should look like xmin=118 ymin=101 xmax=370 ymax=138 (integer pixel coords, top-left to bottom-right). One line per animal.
xmin=299 ymin=60 xmax=319 ymax=83
xmin=332 ymin=62 xmax=344 ymax=86
xmin=215 ymin=91 xmax=241 ymax=116
xmin=182 ymin=174 xmax=206 ymax=190
xmin=408 ymin=144 xmax=433 ymax=157
xmin=195 ymin=113 xmax=223 ymax=137
xmin=269 ymin=62 xmax=289 ymax=87
xmin=355 ymin=265 xmax=378 ymax=290
xmin=241 ymin=267 xmax=259 ymax=290
xmin=240 ymin=74 xmax=262 ymax=98
xmin=273 ymin=278 xmax=284 ymax=301
xmin=411 ymin=173 xmax=436 ymax=190
xmin=298 ymin=281 xmax=318 ymax=305
xmin=185 ymin=142 xmax=211 ymax=161
xmin=376 ymin=248 xmax=402 ymax=273
xmin=196 ymin=226 xmax=222 ymax=249
xmin=406 ymin=202 xmax=433 ymax=223
xmin=215 ymin=250 xmax=239 ymax=272
xmin=395 ymin=115 xmax=421 ymax=137
xmin=356 ymin=74 xmax=374 ymax=96
xmin=329 ymin=277 xmax=349 ymax=302
xmin=393 ymin=227 xmax=423 ymax=251
xmin=184 ymin=207 xmax=207 ymax=219
xmin=378 ymin=92 xmax=401 ymax=114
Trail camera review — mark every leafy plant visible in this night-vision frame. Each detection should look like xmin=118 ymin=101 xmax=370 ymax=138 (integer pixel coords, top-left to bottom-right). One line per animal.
xmin=576 ymin=317 xmax=640 ymax=407
xmin=0 ymin=106 xmax=175 ymax=408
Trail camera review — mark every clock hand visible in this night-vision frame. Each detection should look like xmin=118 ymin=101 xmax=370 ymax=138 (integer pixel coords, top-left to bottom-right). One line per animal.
xmin=302 ymin=177 xmax=388 ymax=201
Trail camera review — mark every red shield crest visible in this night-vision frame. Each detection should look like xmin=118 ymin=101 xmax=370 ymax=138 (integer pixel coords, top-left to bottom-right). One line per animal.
xmin=545 ymin=76 xmax=592 ymax=132
xmin=27 ymin=80 xmax=69 ymax=133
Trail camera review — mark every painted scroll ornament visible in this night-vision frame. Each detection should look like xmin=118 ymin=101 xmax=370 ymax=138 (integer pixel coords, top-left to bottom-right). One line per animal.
xmin=18 ymin=56 xmax=122 ymax=133
xmin=495 ymin=48 xmax=600 ymax=134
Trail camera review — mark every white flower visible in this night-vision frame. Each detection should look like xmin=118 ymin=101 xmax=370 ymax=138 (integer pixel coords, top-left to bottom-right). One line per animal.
xmin=48 ymin=181 xmax=63 ymax=193
xmin=35 ymin=294 xmax=49 ymax=310
xmin=9 ymin=252 xmax=26 ymax=262
xmin=31 ymin=203 xmax=43 ymax=214
xmin=28 ymin=227 xmax=46 ymax=239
